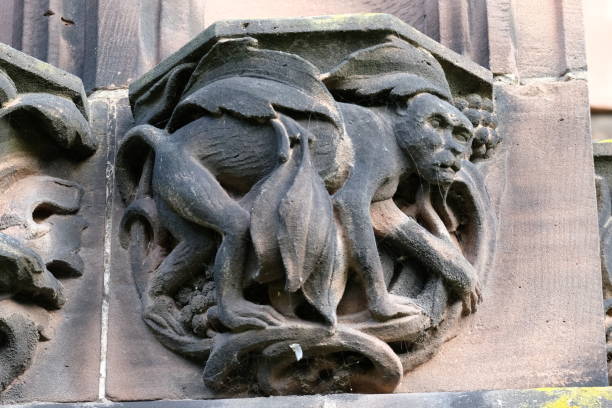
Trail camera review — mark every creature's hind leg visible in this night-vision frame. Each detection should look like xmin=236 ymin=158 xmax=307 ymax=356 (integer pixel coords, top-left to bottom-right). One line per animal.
xmin=153 ymin=140 xmax=285 ymax=331
xmin=207 ymin=208 xmax=285 ymax=331
xmin=143 ymin=206 xmax=216 ymax=337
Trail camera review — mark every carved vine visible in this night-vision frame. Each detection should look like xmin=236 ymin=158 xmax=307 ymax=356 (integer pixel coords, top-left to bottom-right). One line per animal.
xmin=118 ymin=35 xmax=502 ymax=395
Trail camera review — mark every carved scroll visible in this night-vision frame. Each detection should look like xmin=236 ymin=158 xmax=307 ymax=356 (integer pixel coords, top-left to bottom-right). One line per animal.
xmin=118 ymin=17 xmax=503 ymax=396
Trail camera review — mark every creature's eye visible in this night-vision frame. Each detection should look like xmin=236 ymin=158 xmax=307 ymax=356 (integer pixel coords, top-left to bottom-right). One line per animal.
xmin=453 ymin=128 xmax=472 ymax=143
xmin=428 ymin=115 xmax=446 ymax=129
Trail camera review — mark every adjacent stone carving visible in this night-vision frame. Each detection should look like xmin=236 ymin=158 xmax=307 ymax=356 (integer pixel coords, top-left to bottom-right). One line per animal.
xmin=118 ymin=17 xmax=501 ymax=395
xmin=595 ymin=174 xmax=612 ymax=382
xmin=0 ymin=44 xmax=95 ymax=392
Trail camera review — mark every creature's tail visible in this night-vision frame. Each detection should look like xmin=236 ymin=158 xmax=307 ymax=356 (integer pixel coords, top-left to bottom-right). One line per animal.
xmin=117 ymin=125 xmax=165 ymax=298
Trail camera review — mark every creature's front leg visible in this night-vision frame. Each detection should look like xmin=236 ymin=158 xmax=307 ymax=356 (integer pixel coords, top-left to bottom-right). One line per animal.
xmin=333 ymin=190 xmax=423 ymax=321
xmin=371 ymin=199 xmax=482 ymax=314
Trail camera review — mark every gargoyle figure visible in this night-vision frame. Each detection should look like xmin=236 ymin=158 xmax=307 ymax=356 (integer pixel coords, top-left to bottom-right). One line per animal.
xmin=0 ymin=65 xmax=94 ymax=392
xmin=118 ymin=37 xmax=352 ymax=354
xmin=322 ymin=37 xmax=491 ymax=321
xmin=120 ymin=24 xmax=501 ymax=395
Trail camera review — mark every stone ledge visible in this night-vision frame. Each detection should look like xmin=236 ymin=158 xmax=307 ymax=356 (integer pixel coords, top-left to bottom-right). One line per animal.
xmin=6 ymin=387 xmax=612 ymax=408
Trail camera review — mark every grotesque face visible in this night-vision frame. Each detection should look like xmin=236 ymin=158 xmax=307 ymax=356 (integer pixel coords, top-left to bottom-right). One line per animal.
xmin=394 ymin=93 xmax=474 ymax=186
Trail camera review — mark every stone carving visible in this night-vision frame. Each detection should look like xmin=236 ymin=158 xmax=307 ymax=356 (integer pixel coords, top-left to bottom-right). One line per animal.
xmin=118 ymin=18 xmax=501 ymax=396
xmin=0 ymin=44 xmax=95 ymax=392
xmin=595 ymin=175 xmax=612 ymax=382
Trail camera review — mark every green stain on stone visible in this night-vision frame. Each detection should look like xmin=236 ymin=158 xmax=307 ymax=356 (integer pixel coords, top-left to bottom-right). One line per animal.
xmin=535 ymin=387 xmax=612 ymax=408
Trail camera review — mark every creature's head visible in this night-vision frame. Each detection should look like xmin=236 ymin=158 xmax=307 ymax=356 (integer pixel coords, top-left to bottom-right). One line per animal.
xmin=394 ymin=93 xmax=473 ymax=186
xmin=323 ymin=36 xmax=478 ymax=185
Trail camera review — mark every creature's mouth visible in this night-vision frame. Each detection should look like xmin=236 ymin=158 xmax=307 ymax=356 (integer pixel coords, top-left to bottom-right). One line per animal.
xmin=429 ymin=164 xmax=458 ymax=185
xmin=434 ymin=164 xmax=457 ymax=176
xmin=437 ymin=161 xmax=461 ymax=172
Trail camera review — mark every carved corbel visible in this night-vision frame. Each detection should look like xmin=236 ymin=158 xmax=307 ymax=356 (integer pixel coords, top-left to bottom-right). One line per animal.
xmin=118 ymin=15 xmax=504 ymax=396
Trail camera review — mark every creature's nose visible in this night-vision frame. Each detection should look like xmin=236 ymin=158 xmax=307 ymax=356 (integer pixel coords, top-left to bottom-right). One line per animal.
xmin=439 ymin=151 xmax=460 ymax=171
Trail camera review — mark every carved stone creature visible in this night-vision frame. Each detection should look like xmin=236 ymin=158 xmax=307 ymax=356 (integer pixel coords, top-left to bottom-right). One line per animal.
xmin=0 ymin=46 xmax=95 ymax=392
xmin=119 ymin=19 xmax=501 ymax=396
xmin=322 ymin=38 xmax=487 ymax=322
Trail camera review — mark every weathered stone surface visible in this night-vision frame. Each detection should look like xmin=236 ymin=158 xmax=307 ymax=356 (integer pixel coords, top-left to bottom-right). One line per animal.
xmin=0 ymin=3 xmax=604 ymax=404
xmin=0 ymin=0 xmax=206 ymax=92
xmin=0 ymin=45 xmax=105 ymax=404
xmin=0 ymin=1 xmax=491 ymax=92
xmin=585 ymin=0 xmax=612 ymax=109
xmin=202 ymin=0 xmax=490 ymax=68
xmin=108 ymin=14 xmax=501 ymax=399
xmin=487 ymin=0 xmax=587 ymax=80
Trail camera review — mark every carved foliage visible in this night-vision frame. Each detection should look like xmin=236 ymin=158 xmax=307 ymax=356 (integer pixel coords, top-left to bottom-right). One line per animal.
xmin=0 ymin=47 xmax=95 ymax=393
xmin=119 ymin=21 xmax=502 ymax=396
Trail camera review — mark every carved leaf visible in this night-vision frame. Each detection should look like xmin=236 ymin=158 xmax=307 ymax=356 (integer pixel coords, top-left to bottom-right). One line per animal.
xmin=250 ymin=151 xmax=298 ymax=284
xmin=0 ymin=93 xmax=96 ymax=157
xmin=0 ymin=232 xmax=64 ymax=309
xmin=251 ymin=130 xmax=340 ymax=325
xmin=0 ymin=313 xmax=38 ymax=392
xmin=0 ymin=70 xmax=17 ymax=105
xmin=277 ymin=139 xmax=340 ymax=325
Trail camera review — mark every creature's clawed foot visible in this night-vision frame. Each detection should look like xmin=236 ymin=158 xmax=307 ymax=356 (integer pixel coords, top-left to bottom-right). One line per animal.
xmin=209 ymin=300 xmax=285 ymax=331
xmin=461 ymin=280 xmax=483 ymax=316
xmin=370 ymin=294 xmax=424 ymax=321
xmin=143 ymin=296 xmax=187 ymax=337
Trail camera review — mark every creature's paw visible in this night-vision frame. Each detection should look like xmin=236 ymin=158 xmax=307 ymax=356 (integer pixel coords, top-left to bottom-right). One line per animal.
xmin=210 ymin=300 xmax=285 ymax=332
xmin=461 ymin=280 xmax=483 ymax=315
xmin=370 ymin=294 xmax=424 ymax=321
xmin=143 ymin=296 xmax=187 ymax=337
